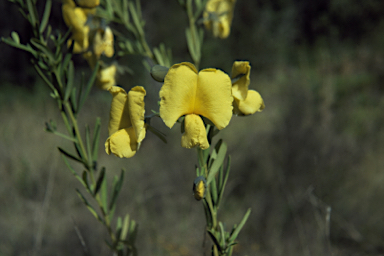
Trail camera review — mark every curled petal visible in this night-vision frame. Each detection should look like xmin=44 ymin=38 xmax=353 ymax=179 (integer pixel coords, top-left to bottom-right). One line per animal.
xmin=128 ymin=86 xmax=146 ymax=143
xmin=160 ymin=62 xmax=198 ymax=128
xmin=105 ymin=127 xmax=138 ymax=158
xmin=108 ymin=86 xmax=131 ymax=135
xmin=231 ymin=61 xmax=250 ymax=101
xmin=181 ymin=114 xmax=209 ymax=149
xmin=234 ymin=90 xmax=265 ymax=116
xmin=194 ymin=68 xmax=233 ymax=130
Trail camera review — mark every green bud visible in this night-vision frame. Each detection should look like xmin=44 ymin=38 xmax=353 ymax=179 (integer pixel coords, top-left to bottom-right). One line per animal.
xmin=150 ymin=65 xmax=169 ymax=82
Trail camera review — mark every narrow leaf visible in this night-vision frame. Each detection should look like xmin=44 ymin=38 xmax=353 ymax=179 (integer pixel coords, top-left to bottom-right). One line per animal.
xmin=228 ymin=208 xmax=251 ymax=244
xmin=109 ymin=169 xmax=125 ymax=211
xmin=121 ymin=214 xmax=130 ymax=241
xmin=11 ymin=31 xmax=20 ymax=44
xmin=76 ymin=188 xmax=104 ymax=224
xmin=207 ymin=140 xmax=227 ymax=184
xmin=92 ymin=117 xmax=101 ymax=161
xmin=39 ymin=0 xmax=52 ymax=33
xmin=64 ymin=60 xmax=75 ymax=101
xmin=78 ymin=61 xmax=99 ymax=111
xmin=61 ymin=155 xmax=86 ymax=188
xmin=58 ymin=147 xmax=83 ymax=163
xmin=93 ymin=167 xmax=106 ymax=196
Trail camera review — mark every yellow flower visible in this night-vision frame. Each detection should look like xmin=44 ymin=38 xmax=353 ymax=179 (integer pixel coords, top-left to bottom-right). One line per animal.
xmin=93 ymin=26 xmax=114 ymax=58
xmin=193 ymin=176 xmax=207 ymax=200
xmin=203 ymin=0 xmax=236 ymax=39
xmin=159 ymin=62 xmax=233 ymax=149
xmin=62 ymin=0 xmax=91 ymax=53
xmin=231 ymin=61 xmax=264 ymax=115
xmin=75 ymin=0 xmax=100 ymax=8
xmin=105 ymin=86 xmax=146 ymax=158
xmin=96 ymin=63 xmax=117 ymax=90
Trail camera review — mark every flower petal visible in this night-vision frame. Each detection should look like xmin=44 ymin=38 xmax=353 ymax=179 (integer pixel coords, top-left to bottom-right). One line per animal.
xmin=181 ymin=114 xmax=209 ymax=149
xmin=234 ymin=90 xmax=265 ymax=115
xmin=105 ymin=127 xmax=138 ymax=158
xmin=96 ymin=64 xmax=117 ymax=90
xmin=194 ymin=68 xmax=233 ymax=130
xmin=160 ymin=62 xmax=198 ymax=128
xmin=231 ymin=61 xmax=250 ymax=101
xmin=128 ymin=86 xmax=146 ymax=143
xmin=108 ymin=86 xmax=132 ymax=136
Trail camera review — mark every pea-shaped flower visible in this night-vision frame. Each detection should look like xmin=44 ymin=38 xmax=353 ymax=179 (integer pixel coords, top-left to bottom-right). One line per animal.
xmin=159 ymin=62 xmax=233 ymax=149
xmin=62 ymin=0 xmax=90 ymax=53
xmin=93 ymin=26 xmax=114 ymax=58
xmin=231 ymin=61 xmax=264 ymax=115
xmin=105 ymin=86 xmax=146 ymax=158
xmin=203 ymin=0 xmax=237 ymax=39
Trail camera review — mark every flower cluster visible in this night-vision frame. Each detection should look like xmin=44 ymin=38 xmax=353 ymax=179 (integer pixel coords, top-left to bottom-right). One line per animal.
xmin=104 ymin=61 xmax=263 ymax=158
xmin=62 ymin=0 xmax=116 ymax=90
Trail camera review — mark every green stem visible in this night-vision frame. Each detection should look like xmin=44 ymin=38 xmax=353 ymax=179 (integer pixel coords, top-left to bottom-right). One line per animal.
xmin=64 ymin=101 xmax=89 ymax=166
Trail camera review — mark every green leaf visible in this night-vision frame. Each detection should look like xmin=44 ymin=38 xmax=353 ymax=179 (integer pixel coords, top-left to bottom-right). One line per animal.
xmin=121 ymin=214 xmax=130 ymax=241
xmin=39 ymin=0 xmax=52 ymax=33
xmin=64 ymin=60 xmax=74 ymax=101
xmin=109 ymin=169 xmax=125 ymax=211
xmin=26 ymin=0 xmax=37 ymax=27
xmin=210 ymin=178 xmax=218 ymax=206
xmin=34 ymin=64 xmax=56 ymax=92
xmin=185 ymin=28 xmax=197 ymax=62
xmin=100 ymin=170 xmax=108 ymax=214
xmin=129 ymin=2 xmax=144 ymax=36
xmin=127 ymin=219 xmax=138 ymax=244
xmin=207 ymin=229 xmax=222 ymax=251
xmin=61 ymin=155 xmax=87 ymax=188
xmin=85 ymin=125 xmax=92 ymax=166
xmin=30 ymin=38 xmax=54 ymax=61
xmin=58 ymin=147 xmax=83 ymax=163
xmin=60 ymin=53 xmax=73 ymax=78
xmin=207 ymin=140 xmax=227 ymax=184
xmin=11 ymin=31 xmax=20 ymax=44
xmin=92 ymin=117 xmax=101 ymax=162
xmin=78 ymin=61 xmax=99 ymax=112
xmin=82 ymin=170 xmax=91 ymax=191
xmin=76 ymin=188 xmax=104 ymax=224
xmin=2 ymin=37 xmax=36 ymax=56
xmin=94 ymin=167 xmax=105 ymax=196
xmin=228 ymin=208 xmax=251 ymax=244
xmin=219 ymin=222 xmax=226 ymax=249
xmin=217 ymin=156 xmax=230 ymax=208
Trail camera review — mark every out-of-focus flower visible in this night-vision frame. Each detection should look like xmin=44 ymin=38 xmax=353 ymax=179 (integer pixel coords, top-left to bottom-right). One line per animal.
xmin=203 ymin=0 xmax=236 ymax=39
xmin=193 ymin=176 xmax=207 ymax=200
xmin=231 ymin=61 xmax=264 ymax=115
xmin=105 ymin=86 xmax=146 ymax=158
xmin=96 ymin=63 xmax=117 ymax=90
xmin=75 ymin=0 xmax=100 ymax=8
xmin=159 ymin=62 xmax=233 ymax=149
xmin=62 ymin=0 xmax=93 ymax=53
xmin=93 ymin=26 xmax=114 ymax=58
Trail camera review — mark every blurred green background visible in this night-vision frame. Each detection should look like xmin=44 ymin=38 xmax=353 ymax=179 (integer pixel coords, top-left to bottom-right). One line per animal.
xmin=1 ymin=0 xmax=384 ymax=255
